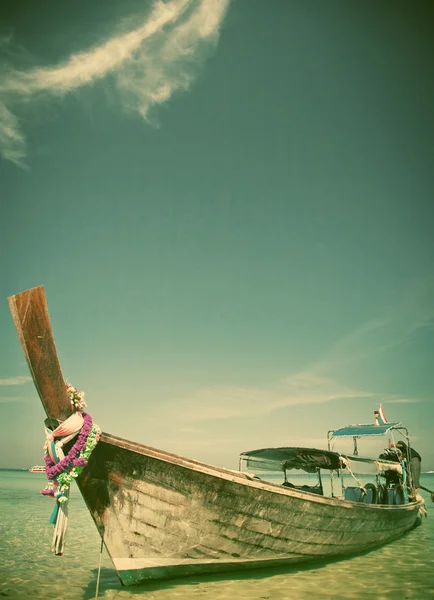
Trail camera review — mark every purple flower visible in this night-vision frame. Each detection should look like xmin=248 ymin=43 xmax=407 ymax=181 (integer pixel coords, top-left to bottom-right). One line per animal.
xmin=44 ymin=454 xmax=54 ymax=467
xmin=73 ymin=458 xmax=88 ymax=467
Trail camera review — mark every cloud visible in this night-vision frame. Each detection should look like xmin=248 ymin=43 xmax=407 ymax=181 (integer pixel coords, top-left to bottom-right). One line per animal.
xmin=0 ymin=376 xmax=32 ymax=386
xmin=168 ymin=370 xmax=372 ymax=422
xmin=314 ymin=278 xmax=434 ymax=374
xmin=162 ymin=281 xmax=434 ymax=423
xmin=177 ymin=426 xmax=205 ymax=434
xmin=0 ymin=101 xmax=27 ymax=166
xmin=0 ymin=0 xmax=230 ymax=165
xmin=383 ymin=397 xmax=422 ymax=405
xmin=0 ymin=396 xmax=31 ymax=403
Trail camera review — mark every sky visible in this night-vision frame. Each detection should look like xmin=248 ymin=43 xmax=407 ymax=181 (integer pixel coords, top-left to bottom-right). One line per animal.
xmin=1 ymin=0 xmax=433 ymax=471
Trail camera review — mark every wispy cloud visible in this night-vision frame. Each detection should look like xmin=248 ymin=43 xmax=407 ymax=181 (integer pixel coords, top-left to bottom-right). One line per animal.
xmin=0 ymin=0 xmax=230 ymax=165
xmin=164 ymin=281 xmax=433 ymax=423
xmin=383 ymin=397 xmax=422 ymax=405
xmin=0 ymin=396 xmax=31 ymax=403
xmin=169 ymin=371 xmax=372 ymax=422
xmin=177 ymin=426 xmax=205 ymax=434
xmin=0 ymin=376 xmax=32 ymax=386
xmin=315 ymin=278 xmax=434 ymax=374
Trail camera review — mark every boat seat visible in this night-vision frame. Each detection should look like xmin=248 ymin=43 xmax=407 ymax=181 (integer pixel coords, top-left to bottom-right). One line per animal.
xmin=281 ymin=482 xmax=322 ymax=495
xmin=344 ymin=485 xmax=376 ymax=503
xmin=382 ymin=487 xmax=405 ymax=505
xmin=295 ymin=485 xmax=323 ymax=495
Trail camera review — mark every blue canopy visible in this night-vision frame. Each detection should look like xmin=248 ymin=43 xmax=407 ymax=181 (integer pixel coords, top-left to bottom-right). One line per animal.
xmin=330 ymin=422 xmax=402 ymax=438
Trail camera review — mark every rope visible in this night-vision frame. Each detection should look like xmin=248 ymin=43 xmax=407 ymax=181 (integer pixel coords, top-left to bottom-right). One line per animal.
xmin=341 ymin=457 xmax=366 ymax=492
xmin=95 ymin=534 xmax=104 ymax=599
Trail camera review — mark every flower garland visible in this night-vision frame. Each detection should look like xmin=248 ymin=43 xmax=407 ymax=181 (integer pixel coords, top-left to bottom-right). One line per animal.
xmin=66 ymin=381 xmax=87 ymax=411
xmin=41 ymin=383 xmax=101 ymax=503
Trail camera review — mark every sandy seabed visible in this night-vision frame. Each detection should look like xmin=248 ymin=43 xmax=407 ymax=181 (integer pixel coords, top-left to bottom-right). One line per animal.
xmin=1 ymin=472 xmax=433 ymax=600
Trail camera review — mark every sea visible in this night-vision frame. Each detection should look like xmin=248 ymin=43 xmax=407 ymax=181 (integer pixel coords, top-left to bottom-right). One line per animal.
xmin=1 ymin=470 xmax=433 ymax=600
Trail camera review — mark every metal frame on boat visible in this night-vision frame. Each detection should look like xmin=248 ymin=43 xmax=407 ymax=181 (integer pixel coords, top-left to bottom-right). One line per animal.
xmin=8 ymin=286 xmax=427 ymax=586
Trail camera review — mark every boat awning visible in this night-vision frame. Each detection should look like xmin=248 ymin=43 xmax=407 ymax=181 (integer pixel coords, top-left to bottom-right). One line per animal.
xmin=239 ymin=447 xmax=343 ymax=473
xmin=330 ymin=422 xmax=402 ymax=438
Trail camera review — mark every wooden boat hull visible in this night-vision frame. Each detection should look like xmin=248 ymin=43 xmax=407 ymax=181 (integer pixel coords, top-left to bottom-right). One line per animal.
xmin=77 ymin=433 xmax=423 ymax=585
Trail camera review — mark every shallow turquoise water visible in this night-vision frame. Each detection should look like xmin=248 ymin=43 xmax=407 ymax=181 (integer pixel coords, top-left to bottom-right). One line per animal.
xmin=1 ymin=471 xmax=433 ymax=599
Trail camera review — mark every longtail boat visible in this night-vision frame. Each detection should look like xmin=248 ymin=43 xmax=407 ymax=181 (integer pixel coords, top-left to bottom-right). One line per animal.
xmin=28 ymin=465 xmax=46 ymax=473
xmin=8 ymin=286 xmax=428 ymax=586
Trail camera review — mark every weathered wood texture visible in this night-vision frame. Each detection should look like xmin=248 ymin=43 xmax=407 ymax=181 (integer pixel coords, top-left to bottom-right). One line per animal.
xmin=8 ymin=286 xmax=73 ymax=422
xmin=77 ymin=434 xmax=422 ymax=584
